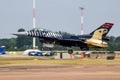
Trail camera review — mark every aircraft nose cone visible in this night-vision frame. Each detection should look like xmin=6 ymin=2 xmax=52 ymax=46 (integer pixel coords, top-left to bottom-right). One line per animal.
xmin=13 ymin=32 xmax=28 ymax=36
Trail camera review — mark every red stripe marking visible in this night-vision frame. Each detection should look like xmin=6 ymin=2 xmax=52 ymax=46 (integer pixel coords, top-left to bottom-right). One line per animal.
xmin=103 ymin=23 xmax=113 ymax=27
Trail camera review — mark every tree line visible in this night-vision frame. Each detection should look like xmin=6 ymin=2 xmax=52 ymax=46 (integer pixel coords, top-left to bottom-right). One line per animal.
xmin=0 ymin=28 xmax=120 ymax=51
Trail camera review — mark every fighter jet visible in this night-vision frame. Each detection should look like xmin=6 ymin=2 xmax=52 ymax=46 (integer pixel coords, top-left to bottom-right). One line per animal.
xmin=13 ymin=23 xmax=114 ymax=50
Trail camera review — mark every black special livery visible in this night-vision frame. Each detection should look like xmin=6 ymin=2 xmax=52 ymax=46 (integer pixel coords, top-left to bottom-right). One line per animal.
xmin=13 ymin=23 xmax=114 ymax=50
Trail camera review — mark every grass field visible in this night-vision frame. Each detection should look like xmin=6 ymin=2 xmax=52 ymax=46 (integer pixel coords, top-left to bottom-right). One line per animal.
xmin=0 ymin=57 xmax=120 ymax=65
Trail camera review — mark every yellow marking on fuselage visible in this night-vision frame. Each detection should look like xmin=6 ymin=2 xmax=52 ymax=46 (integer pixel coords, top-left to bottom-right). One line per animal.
xmin=85 ymin=28 xmax=108 ymax=48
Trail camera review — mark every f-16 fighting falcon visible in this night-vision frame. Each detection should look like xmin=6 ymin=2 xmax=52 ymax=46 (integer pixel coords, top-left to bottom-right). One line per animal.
xmin=13 ymin=23 xmax=114 ymax=50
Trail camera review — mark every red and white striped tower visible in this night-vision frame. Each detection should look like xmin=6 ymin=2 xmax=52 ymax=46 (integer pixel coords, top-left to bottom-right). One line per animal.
xmin=80 ymin=7 xmax=84 ymax=35
xmin=33 ymin=0 xmax=36 ymax=49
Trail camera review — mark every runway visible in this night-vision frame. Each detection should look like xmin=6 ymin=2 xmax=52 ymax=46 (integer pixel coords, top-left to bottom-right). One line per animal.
xmin=0 ymin=64 xmax=120 ymax=80
xmin=0 ymin=53 xmax=120 ymax=80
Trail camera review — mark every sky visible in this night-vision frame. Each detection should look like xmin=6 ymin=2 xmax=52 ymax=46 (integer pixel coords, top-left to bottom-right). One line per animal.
xmin=0 ymin=0 xmax=120 ymax=39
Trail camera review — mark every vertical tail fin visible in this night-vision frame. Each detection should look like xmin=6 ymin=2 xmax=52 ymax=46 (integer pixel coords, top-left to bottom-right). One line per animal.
xmin=85 ymin=23 xmax=114 ymax=48
xmin=90 ymin=23 xmax=114 ymax=40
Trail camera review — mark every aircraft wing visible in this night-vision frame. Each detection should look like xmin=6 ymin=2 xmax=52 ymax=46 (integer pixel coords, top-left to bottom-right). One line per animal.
xmin=57 ymin=38 xmax=86 ymax=47
xmin=59 ymin=38 xmax=83 ymax=42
